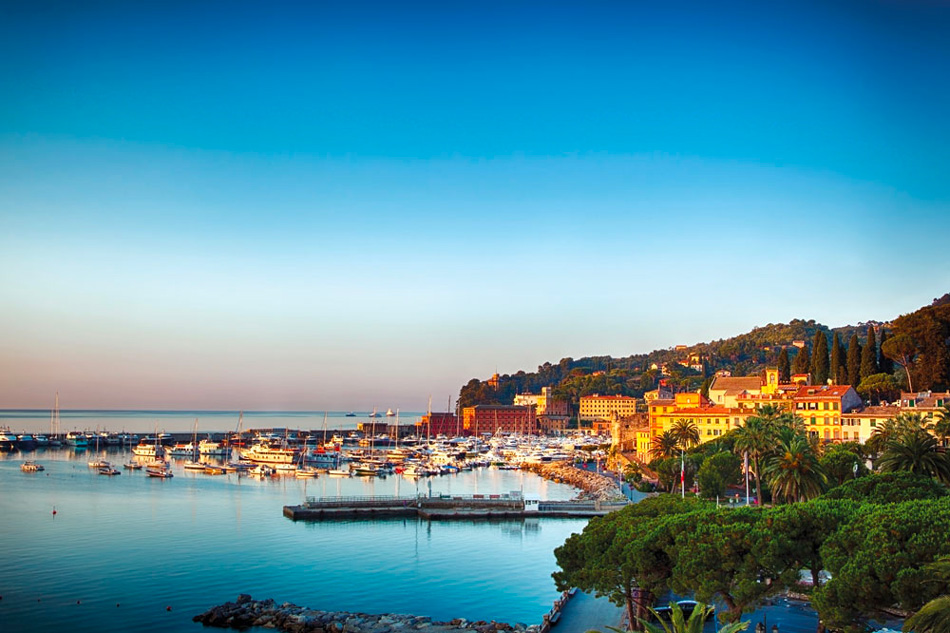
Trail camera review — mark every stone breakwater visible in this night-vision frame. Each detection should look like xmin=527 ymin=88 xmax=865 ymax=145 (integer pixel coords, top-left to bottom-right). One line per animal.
xmin=522 ymin=462 xmax=624 ymax=502
xmin=193 ymin=595 xmax=541 ymax=633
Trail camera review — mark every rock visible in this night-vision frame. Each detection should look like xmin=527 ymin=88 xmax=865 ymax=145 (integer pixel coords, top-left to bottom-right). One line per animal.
xmin=237 ymin=594 xmax=253 ymax=605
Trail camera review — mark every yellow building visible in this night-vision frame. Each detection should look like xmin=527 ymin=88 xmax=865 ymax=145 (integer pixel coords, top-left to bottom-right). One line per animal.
xmin=841 ymin=405 xmax=900 ymax=444
xmin=793 ymin=385 xmax=862 ymax=442
xmin=580 ymin=394 xmax=638 ymax=421
xmin=648 ymin=392 xmax=752 ymax=447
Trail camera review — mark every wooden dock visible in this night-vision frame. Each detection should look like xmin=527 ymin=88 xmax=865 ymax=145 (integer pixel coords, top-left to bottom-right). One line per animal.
xmin=283 ymin=494 xmax=628 ymax=521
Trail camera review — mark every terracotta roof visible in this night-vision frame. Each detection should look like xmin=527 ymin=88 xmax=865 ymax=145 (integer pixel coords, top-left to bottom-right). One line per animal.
xmin=649 ymin=399 xmax=675 ymax=407
xmin=709 ymin=376 xmax=764 ymax=393
xmin=842 ymin=406 xmax=901 ymax=417
xmin=793 ymin=385 xmax=854 ymax=399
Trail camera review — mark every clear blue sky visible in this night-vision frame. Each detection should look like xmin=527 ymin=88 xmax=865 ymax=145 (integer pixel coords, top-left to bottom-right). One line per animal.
xmin=1 ymin=0 xmax=948 ymax=410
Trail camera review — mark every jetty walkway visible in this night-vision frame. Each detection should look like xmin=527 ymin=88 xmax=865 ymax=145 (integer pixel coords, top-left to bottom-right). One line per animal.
xmin=283 ymin=494 xmax=629 ymax=521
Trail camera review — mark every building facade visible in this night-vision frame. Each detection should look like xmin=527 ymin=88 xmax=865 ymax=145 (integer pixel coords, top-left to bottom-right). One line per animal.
xmin=462 ymin=405 xmax=538 ymax=436
xmin=579 ymin=394 xmax=639 ymax=421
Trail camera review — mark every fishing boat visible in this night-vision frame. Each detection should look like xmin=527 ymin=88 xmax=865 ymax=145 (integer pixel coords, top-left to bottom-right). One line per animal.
xmin=21 ymin=460 xmax=45 ymax=472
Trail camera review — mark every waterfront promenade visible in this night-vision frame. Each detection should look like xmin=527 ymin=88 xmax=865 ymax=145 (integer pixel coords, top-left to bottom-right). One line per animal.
xmin=284 ymin=494 xmax=629 ymax=521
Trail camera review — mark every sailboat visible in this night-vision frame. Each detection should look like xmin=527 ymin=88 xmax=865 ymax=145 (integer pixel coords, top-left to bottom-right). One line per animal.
xmin=48 ymin=393 xmax=63 ymax=447
xmin=368 ymin=407 xmax=381 ymax=418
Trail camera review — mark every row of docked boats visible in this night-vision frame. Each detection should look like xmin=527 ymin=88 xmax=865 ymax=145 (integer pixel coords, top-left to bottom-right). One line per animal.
xmin=0 ymin=428 xmax=142 ymax=451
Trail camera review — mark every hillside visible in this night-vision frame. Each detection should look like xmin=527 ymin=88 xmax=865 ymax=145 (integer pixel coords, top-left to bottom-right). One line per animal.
xmin=457 ymin=294 xmax=950 ymax=412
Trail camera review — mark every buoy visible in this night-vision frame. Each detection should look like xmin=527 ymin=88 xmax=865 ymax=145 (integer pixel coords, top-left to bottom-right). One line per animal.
xmin=166 ymin=606 xmax=172 ymax=611
xmin=52 ymin=507 xmax=57 ymax=515
xmin=77 ymin=600 xmax=81 ymax=604
xmin=117 ymin=603 xmax=120 ymax=607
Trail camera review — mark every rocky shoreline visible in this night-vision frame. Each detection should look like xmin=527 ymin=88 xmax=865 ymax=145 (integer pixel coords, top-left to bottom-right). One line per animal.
xmin=193 ymin=595 xmax=542 ymax=633
xmin=522 ymin=462 xmax=624 ymax=502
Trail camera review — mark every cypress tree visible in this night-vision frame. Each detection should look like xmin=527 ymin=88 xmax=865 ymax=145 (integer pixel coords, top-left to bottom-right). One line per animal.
xmin=811 ymin=331 xmax=830 ymax=384
xmin=879 ymin=329 xmax=894 ymax=374
xmin=860 ymin=326 xmax=879 ymax=379
xmin=777 ymin=347 xmax=791 ymax=383
xmin=847 ymin=333 xmax=862 ymax=387
xmin=792 ymin=344 xmax=811 ymax=376
xmin=830 ymin=332 xmax=844 ymax=384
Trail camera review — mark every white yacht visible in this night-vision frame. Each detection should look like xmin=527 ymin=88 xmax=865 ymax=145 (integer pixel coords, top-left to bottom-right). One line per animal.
xmin=132 ymin=442 xmax=165 ymax=459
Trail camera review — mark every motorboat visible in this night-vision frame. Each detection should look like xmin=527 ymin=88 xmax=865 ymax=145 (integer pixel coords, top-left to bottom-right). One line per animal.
xmin=133 ymin=442 xmax=165 ymax=459
xmin=166 ymin=443 xmax=197 ymax=457
xmin=146 ymin=463 xmax=174 ymax=478
xmin=21 ymin=460 xmax=45 ymax=472
xmin=0 ymin=428 xmax=19 ymax=451
xmin=98 ymin=465 xmax=121 ymax=476
xmin=88 ymin=457 xmax=111 ymax=468
xmin=123 ymin=460 xmax=143 ymax=470
xmin=34 ymin=434 xmax=50 ymax=447
xmin=203 ymin=466 xmax=226 ymax=475
xmin=66 ymin=430 xmax=89 ymax=447
xmin=239 ymin=442 xmax=298 ymax=465
xmin=17 ymin=434 xmax=37 ymax=450
xmin=198 ymin=438 xmax=229 ymax=457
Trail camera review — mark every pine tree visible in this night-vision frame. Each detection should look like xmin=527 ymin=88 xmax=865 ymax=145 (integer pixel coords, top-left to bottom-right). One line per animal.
xmin=860 ymin=326 xmax=879 ymax=380
xmin=830 ymin=332 xmax=844 ymax=384
xmin=777 ymin=347 xmax=791 ymax=383
xmin=811 ymin=331 xmax=830 ymax=384
xmin=847 ymin=333 xmax=862 ymax=387
xmin=792 ymin=344 xmax=810 ymax=376
xmin=879 ymin=329 xmax=894 ymax=374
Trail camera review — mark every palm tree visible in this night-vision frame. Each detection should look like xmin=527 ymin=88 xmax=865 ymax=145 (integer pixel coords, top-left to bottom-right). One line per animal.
xmin=635 ymin=601 xmax=748 ymax=633
xmin=878 ymin=429 xmax=950 ymax=485
xmin=903 ymin=556 xmax=950 ymax=633
xmin=731 ymin=416 xmax=773 ymax=504
xmin=763 ymin=433 xmax=827 ymax=503
xmin=650 ymin=430 xmax=680 ymax=460
xmin=932 ymin=404 xmax=950 ymax=448
xmin=670 ymin=418 xmax=700 ymax=451
xmin=866 ymin=413 xmax=928 ymax=458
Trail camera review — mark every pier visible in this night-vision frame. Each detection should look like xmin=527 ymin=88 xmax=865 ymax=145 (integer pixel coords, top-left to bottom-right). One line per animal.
xmin=283 ymin=494 xmax=629 ymax=521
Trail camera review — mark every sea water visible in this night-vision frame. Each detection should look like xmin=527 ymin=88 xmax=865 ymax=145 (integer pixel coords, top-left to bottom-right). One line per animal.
xmin=0 ymin=446 xmax=587 ymax=633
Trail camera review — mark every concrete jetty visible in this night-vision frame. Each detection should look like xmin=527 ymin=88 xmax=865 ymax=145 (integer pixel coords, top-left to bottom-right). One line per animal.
xmin=283 ymin=494 xmax=628 ymax=522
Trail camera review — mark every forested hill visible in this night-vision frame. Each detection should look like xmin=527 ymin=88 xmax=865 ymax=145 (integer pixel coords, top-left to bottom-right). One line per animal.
xmin=457 ymin=294 xmax=950 ymax=410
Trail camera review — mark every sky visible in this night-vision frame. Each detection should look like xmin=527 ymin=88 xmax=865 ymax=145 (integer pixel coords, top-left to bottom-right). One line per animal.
xmin=1 ymin=0 xmax=949 ymax=411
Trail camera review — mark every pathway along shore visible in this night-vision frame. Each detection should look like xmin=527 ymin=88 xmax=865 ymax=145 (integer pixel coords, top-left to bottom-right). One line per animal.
xmin=521 ymin=462 xmax=625 ymax=502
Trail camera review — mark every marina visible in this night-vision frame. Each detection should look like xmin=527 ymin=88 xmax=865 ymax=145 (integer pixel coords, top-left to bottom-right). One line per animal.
xmin=0 ymin=441 xmax=598 ymax=633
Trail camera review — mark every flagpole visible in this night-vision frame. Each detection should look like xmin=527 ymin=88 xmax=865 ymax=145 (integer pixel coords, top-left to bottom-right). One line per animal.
xmin=681 ymin=449 xmax=685 ymax=499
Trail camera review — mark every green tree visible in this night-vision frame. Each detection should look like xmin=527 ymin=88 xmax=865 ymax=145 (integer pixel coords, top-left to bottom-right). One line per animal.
xmin=553 ymin=496 xmax=701 ymax=627
xmin=822 ymin=471 xmax=948 ymax=503
xmin=857 ymin=372 xmax=900 ymax=405
xmin=879 ymin=329 xmax=894 ymax=374
xmin=697 ymin=451 xmax=741 ymax=500
xmin=652 ymin=456 xmax=697 ymax=493
xmin=731 ymin=417 xmax=774 ymax=505
xmin=846 ymin=334 xmax=862 ymax=387
xmin=814 ymin=498 xmax=950 ymax=631
xmin=830 ymin=332 xmax=845 ymax=385
xmin=777 ymin=347 xmax=790 ymax=383
xmin=667 ymin=507 xmax=777 ymax=622
xmin=791 ymin=345 xmax=810 ymax=376
xmin=811 ymin=331 xmax=830 ymax=385
xmin=878 ymin=428 xmax=950 ymax=484
xmin=819 ymin=445 xmax=869 ymax=488
xmin=763 ymin=433 xmax=827 ymax=503
xmin=763 ymin=499 xmax=859 ymax=589
xmin=860 ymin=326 xmax=879 ymax=380
xmin=865 ymin=413 xmax=928 ymax=458
xmin=882 ymin=333 xmax=918 ymax=392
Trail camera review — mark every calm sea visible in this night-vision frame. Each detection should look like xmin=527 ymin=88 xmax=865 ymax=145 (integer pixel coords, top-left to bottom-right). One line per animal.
xmin=0 ymin=409 xmax=426 ymax=435
xmin=0 ymin=445 xmax=589 ymax=633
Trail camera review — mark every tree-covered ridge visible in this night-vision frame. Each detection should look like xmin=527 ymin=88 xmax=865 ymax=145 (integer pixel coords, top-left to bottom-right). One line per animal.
xmin=458 ymin=294 xmax=950 ymax=410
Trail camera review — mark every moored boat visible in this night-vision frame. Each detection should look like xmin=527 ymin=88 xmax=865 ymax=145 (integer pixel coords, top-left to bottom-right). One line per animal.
xmin=21 ymin=460 xmax=45 ymax=472
xmin=65 ymin=430 xmax=89 ymax=448
xmin=123 ymin=460 xmax=143 ymax=470
xmin=1 ymin=428 xmax=20 ymax=451
xmin=98 ymin=465 xmax=121 ymax=476
xmin=132 ymin=442 xmax=165 ymax=459
xmin=239 ymin=443 xmax=298 ymax=465
xmin=146 ymin=463 xmax=174 ymax=478
xmin=17 ymin=434 xmax=37 ymax=450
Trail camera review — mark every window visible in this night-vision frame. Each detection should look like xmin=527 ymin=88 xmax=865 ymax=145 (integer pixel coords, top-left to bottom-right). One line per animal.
xmin=870 ymin=420 xmax=877 ymax=428
xmin=823 ymin=402 xmax=829 ymax=411
xmin=833 ymin=403 xmax=839 ymax=411
xmin=811 ymin=417 xmax=816 ymax=425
